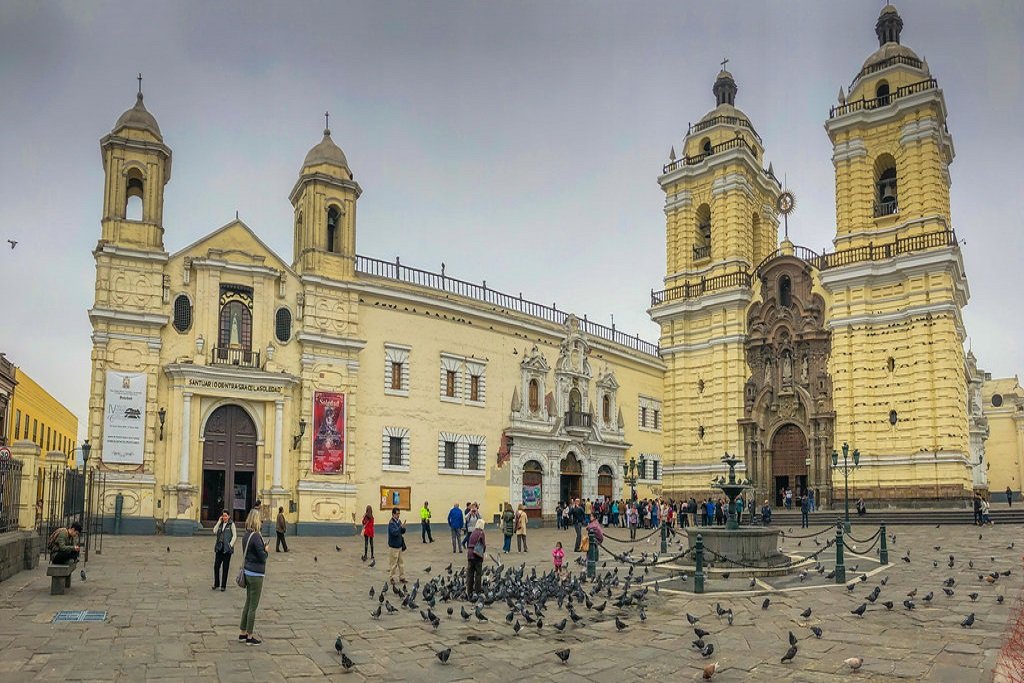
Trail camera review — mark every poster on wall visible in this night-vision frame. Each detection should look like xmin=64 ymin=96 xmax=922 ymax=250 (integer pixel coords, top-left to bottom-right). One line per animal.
xmin=312 ymin=391 xmax=346 ymax=474
xmin=101 ymin=370 xmax=147 ymax=465
xmin=522 ymin=484 xmax=542 ymax=508
xmin=380 ymin=486 xmax=412 ymax=510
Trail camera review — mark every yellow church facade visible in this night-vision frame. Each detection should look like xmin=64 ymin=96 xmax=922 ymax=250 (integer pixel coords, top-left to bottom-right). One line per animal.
xmin=84 ymin=4 xmax=984 ymax=534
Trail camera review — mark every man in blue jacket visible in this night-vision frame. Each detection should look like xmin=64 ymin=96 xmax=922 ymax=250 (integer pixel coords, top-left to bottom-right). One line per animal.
xmin=447 ymin=502 xmax=464 ymax=553
xmin=387 ymin=507 xmax=407 ymax=584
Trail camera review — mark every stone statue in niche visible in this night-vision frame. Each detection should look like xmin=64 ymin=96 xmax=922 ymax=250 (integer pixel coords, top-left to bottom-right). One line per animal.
xmin=764 ymin=358 xmax=772 ymax=384
xmin=800 ymin=355 xmax=809 ymax=384
xmin=782 ymin=351 xmax=793 ymax=383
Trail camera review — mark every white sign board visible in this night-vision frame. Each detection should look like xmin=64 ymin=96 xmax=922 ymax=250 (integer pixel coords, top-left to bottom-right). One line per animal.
xmin=101 ymin=370 xmax=147 ymax=465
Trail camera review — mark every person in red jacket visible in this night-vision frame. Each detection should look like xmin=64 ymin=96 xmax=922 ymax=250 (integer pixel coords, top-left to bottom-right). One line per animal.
xmin=361 ymin=505 xmax=375 ymax=561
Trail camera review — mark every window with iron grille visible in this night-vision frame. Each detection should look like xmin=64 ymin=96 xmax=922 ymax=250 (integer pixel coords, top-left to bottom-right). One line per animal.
xmin=388 ymin=436 xmax=403 ymax=466
xmin=468 ymin=443 xmax=480 ymax=471
xmin=275 ymin=307 xmax=292 ymax=343
xmin=445 ymin=370 xmax=456 ymax=397
xmin=444 ymin=441 xmax=456 ymax=470
xmin=391 ymin=362 xmax=403 ymax=391
xmin=470 ymin=375 xmax=481 ymax=402
xmin=172 ymin=294 xmax=192 ymax=333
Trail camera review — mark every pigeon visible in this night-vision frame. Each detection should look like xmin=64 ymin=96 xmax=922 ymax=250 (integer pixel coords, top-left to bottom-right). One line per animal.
xmin=336 ymin=545 xmax=341 ymax=552
xmin=997 ymin=595 xmax=1005 ymax=604
xmin=881 ymin=577 xmax=889 ymax=586
xmin=369 ymin=559 xmax=376 ymax=568
xmin=7 ymin=240 xmax=16 ymax=249
xmin=781 ymin=645 xmax=798 ymax=663
xmin=460 ymin=606 xmax=470 ymax=621
xmin=922 ymin=592 xmax=933 ymax=603
xmin=761 ymin=598 xmax=770 ymax=610
xmin=505 ymin=611 xmax=515 ymax=624
xmin=703 ymin=661 xmax=719 ymax=680
xmin=845 ymin=656 xmax=863 ymax=671
xmin=749 ymin=577 xmax=757 ymax=588
xmin=315 ymin=556 xmax=318 ymax=563
xmin=166 ymin=546 xmax=170 ymax=553
xmin=340 ymin=653 xmax=354 ymax=670
xmin=555 ymin=648 xmax=571 ymax=664
xmin=80 ymin=570 xmax=86 ymax=582
xmin=882 ymin=601 xmax=893 ymax=610
xmin=943 ymin=588 xmax=954 ymax=597
xmin=810 ymin=626 xmax=822 ymax=639
xmin=851 ymin=603 xmax=866 ymax=617
xmin=436 ymin=648 xmax=451 ymax=664
xmin=335 ymin=636 xmax=344 ymax=654
xmin=615 ymin=617 xmax=628 ymax=631
xmin=553 ymin=618 xmax=567 ymax=632
xmin=960 ymin=613 xmax=975 ymax=628
xmin=369 ymin=587 xmax=375 ymax=598
xmin=686 ymin=613 xmax=700 ymax=624
xmin=907 ymin=588 xmax=917 ymax=598
xmin=446 ymin=606 xmax=453 ymax=616
xmin=513 ymin=620 xmax=522 ymax=635
xmin=693 ymin=638 xmax=706 ymax=650
xmin=846 ymin=584 xmax=856 ymax=592
xmin=788 ymin=631 xmax=798 ymax=646
xmin=694 ymin=627 xmax=710 ymax=639
xmin=903 ymin=600 xmax=915 ymax=610
xmin=370 ymin=605 xmax=382 ymax=619
xmin=701 ymin=643 xmax=715 ymax=658
xmin=474 ymin=607 xmax=488 ymax=621
xmin=424 ymin=566 xmax=432 ymax=574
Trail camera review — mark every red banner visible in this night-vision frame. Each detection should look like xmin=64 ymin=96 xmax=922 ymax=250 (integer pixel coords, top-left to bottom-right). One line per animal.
xmin=312 ymin=391 xmax=346 ymax=474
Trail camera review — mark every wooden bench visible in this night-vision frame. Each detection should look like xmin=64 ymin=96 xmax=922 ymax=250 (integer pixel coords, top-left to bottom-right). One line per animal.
xmin=47 ymin=561 xmax=76 ymax=595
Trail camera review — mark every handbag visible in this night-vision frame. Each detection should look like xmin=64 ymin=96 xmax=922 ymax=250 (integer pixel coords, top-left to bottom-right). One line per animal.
xmin=473 ymin=540 xmax=485 ymax=557
xmin=235 ymin=532 xmax=255 ymax=588
xmin=579 ymin=535 xmax=590 ymax=552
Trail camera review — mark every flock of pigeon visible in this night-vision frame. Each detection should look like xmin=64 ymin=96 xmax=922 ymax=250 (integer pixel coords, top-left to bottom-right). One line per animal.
xmin=325 ymin=525 xmax=1018 ymax=678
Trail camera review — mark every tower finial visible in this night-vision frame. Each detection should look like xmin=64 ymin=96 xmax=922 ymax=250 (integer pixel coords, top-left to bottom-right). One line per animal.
xmin=720 ymin=57 xmax=729 ymax=71
xmin=324 ymin=110 xmax=330 ymax=135
xmin=137 ymin=73 xmax=143 ymax=97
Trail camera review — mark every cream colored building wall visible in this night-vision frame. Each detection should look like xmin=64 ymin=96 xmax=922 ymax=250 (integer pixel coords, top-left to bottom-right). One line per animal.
xmin=982 ymin=379 xmax=1024 ymax=496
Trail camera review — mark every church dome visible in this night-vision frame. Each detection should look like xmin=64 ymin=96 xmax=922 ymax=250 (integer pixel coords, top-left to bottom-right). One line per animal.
xmin=852 ymin=4 xmax=928 ymax=87
xmin=113 ymin=92 xmax=162 ymax=140
xmin=302 ymin=128 xmax=349 ymax=171
xmin=859 ymin=42 xmax=922 ymax=73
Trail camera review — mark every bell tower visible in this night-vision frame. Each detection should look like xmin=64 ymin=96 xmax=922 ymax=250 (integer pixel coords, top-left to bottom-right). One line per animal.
xmin=99 ymin=76 xmax=171 ymax=251
xmin=289 ymin=114 xmax=362 ymax=280
xmin=822 ymin=4 xmax=971 ymax=503
xmin=652 ymin=67 xmax=780 ymax=497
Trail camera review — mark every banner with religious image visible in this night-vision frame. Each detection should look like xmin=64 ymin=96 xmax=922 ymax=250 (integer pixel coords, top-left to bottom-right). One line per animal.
xmin=101 ymin=370 xmax=147 ymax=465
xmin=312 ymin=391 xmax=346 ymax=473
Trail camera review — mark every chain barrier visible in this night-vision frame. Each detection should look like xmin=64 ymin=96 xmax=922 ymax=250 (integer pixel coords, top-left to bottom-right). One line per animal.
xmin=842 ymin=533 xmax=881 ymax=556
xmin=702 ymin=542 xmax=833 ymax=570
xmin=780 ymin=525 xmax=836 ymax=540
xmin=609 ymin=546 xmax=693 ymax=568
xmin=843 ymin=526 xmax=882 ymax=545
xmin=601 ymin=526 xmax=662 ymax=545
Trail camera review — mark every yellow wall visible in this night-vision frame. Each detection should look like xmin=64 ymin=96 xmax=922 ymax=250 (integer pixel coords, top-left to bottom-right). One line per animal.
xmin=982 ymin=378 xmax=1024 ymax=496
xmin=6 ymin=367 xmax=78 ymax=463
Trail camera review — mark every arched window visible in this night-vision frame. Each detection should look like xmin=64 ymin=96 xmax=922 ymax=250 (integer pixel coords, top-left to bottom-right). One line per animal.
xmin=874 ymin=154 xmax=898 ymax=217
xmin=875 ymin=80 xmax=891 ymax=106
xmin=172 ymin=294 xmax=192 ymax=333
xmin=528 ymin=379 xmax=540 ymax=412
xmin=327 ymin=206 xmax=341 ymax=253
xmin=602 ymin=394 xmax=611 ymax=424
xmin=694 ymin=203 xmax=712 ymax=261
xmin=218 ymin=300 xmax=252 ymax=350
xmin=700 ymin=138 xmax=712 ymax=155
xmin=125 ymin=169 xmax=144 ymax=221
xmin=568 ymin=388 xmax=582 ymax=414
xmin=275 ymin=307 xmax=292 ymax=343
xmin=779 ymin=275 xmax=793 ymax=308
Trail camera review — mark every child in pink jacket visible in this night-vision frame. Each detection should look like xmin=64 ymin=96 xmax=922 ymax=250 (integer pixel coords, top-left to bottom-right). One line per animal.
xmin=552 ymin=541 xmax=565 ymax=577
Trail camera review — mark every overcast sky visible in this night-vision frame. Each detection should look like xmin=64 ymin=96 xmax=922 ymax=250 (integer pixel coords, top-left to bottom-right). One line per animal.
xmin=1 ymin=1 xmax=1022 ymax=441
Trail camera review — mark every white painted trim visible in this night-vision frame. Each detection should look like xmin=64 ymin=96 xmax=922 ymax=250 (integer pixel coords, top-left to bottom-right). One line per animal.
xmin=101 ymin=472 xmax=158 ymax=485
xmin=164 ymin=363 xmax=300 ymax=389
xmin=190 ymin=257 xmax=282 ymax=279
xmin=712 ymin=172 xmax=754 ymax=199
xmin=296 ymin=332 xmax=367 ymax=352
xmin=296 ymin=480 xmax=358 ymax=495
xmin=831 ymin=137 xmax=867 ymax=164
xmin=826 ymin=302 xmax=962 ymax=331
xmin=649 ymin=289 xmax=752 ymax=324
xmin=819 ymin=246 xmax=969 ymax=306
xmin=89 ymin=307 xmax=169 ymax=327
xmin=832 ymin=214 xmax=950 ymax=247
xmin=91 ymin=331 xmax=162 ymax=351
xmin=658 ymin=149 xmax=778 ymax=197
xmin=837 ymin=451 xmax=971 ymax=467
xmin=94 ymin=244 xmax=169 ymax=262
xmin=663 ymin=462 xmax=747 ymax=475
xmin=658 ymin=334 xmax=748 ymax=356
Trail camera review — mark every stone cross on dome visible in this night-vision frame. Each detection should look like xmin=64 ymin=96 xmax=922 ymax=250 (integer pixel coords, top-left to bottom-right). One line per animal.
xmin=720 ymin=57 xmax=729 ymax=70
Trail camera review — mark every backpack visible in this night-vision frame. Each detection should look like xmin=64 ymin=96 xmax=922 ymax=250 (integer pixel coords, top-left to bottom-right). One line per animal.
xmin=46 ymin=527 xmax=63 ymax=552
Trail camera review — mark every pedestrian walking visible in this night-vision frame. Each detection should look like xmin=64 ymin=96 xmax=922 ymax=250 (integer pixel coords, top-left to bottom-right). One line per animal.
xmin=627 ymin=503 xmax=639 ymax=540
xmin=785 ymin=488 xmax=794 ymax=510
xmin=212 ymin=510 xmax=236 ymax=591
xmin=387 ymin=507 xmax=407 ymax=584
xmin=466 ymin=519 xmax=486 ymax=597
xmin=981 ymin=497 xmax=993 ymax=525
xmin=555 ymin=501 xmax=564 ymax=530
xmin=238 ymin=508 xmax=267 ymax=646
xmin=800 ymin=494 xmax=810 ymax=528
xmin=571 ymin=498 xmax=585 ymax=551
xmin=501 ymin=503 xmax=515 ymax=553
xmin=360 ymin=505 xmax=375 ymax=561
xmin=464 ymin=504 xmax=480 ymax=549
xmin=447 ymin=501 xmax=464 ymax=553
xmin=420 ymin=501 xmax=434 ymax=543
xmin=1007 ymin=486 xmax=1014 ymax=507
xmin=514 ymin=504 xmax=529 ymax=552
xmin=973 ymin=493 xmax=983 ymax=525
xmin=275 ymin=507 xmax=289 ymax=552
xmin=808 ymin=489 xmax=816 ymax=512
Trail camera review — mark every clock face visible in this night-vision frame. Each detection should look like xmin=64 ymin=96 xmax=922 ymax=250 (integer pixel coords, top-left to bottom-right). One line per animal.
xmin=776 ymin=191 xmax=796 ymax=215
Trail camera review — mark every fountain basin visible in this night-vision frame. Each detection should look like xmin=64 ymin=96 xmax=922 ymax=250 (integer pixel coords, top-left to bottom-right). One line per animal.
xmin=686 ymin=527 xmax=786 ymax=567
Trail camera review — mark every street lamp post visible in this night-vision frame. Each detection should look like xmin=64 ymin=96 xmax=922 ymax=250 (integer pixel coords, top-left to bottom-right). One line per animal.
xmin=81 ymin=440 xmax=92 ymax=469
xmin=831 ymin=441 xmax=860 ymax=533
xmin=623 ymin=456 xmax=644 ymax=502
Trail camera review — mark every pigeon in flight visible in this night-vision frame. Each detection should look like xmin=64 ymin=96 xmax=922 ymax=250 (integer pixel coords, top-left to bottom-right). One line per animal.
xmin=6 ymin=240 xmax=16 ymax=249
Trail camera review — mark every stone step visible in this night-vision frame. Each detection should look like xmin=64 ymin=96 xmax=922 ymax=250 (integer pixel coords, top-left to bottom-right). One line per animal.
xmin=765 ymin=508 xmax=1024 ymax=525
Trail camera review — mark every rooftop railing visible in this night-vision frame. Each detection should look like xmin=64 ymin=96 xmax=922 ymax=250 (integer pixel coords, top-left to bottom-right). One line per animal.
xmin=830 ymin=78 xmax=937 ymax=119
xmin=662 ymin=136 xmax=756 ymax=174
xmin=851 ymin=54 xmax=925 ymax=87
xmin=688 ymin=115 xmax=762 ymax=144
xmin=355 ymin=255 xmax=661 ymax=357
xmin=651 ymin=270 xmax=752 ymax=306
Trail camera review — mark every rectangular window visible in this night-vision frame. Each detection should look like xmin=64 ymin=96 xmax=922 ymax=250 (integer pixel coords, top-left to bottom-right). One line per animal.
xmin=46 ymin=427 xmax=51 ymax=450
xmin=653 ymin=460 xmax=660 ymax=480
xmin=653 ymin=409 xmax=660 ymax=430
xmin=470 ymin=375 xmax=480 ymax=402
xmin=391 ymin=362 xmax=403 ymax=391
xmin=14 ymin=409 xmax=20 ymax=439
xmin=388 ymin=436 xmax=403 ymax=466
xmin=445 ymin=370 xmax=456 ymax=397
xmin=24 ymin=414 xmax=29 ymax=440
xmin=468 ymin=443 xmax=480 ymax=471
xmin=444 ymin=441 xmax=456 ymax=470
xmin=640 ymin=406 xmax=647 ymax=428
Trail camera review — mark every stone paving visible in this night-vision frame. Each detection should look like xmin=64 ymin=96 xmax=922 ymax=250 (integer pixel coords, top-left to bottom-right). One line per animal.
xmin=0 ymin=520 xmax=1021 ymax=682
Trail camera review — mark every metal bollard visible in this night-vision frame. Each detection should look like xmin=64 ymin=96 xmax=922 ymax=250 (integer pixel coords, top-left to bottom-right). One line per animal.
xmin=694 ymin=534 xmax=705 ymax=594
xmin=661 ymin=523 xmax=668 ymax=554
xmin=586 ymin=528 xmax=597 ymax=580
xmin=879 ymin=523 xmax=888 ymax=565
xmin=834 ymin=520 xmax=846 ymax=584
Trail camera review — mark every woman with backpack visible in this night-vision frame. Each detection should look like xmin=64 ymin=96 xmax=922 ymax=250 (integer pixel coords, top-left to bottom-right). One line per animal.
xmin=501 ymin=503 xmax=515 ymax=553
xmin=238 ymin=508 xmax=268 ymax=646
xmin=212 ymin=510 xmax=236 ymax=591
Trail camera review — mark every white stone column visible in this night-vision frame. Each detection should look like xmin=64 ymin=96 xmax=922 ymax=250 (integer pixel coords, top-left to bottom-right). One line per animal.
xmin=178 ymin=392 xmax=192 ymax=485
xmin=273 ymin=399 xmax=284 ymax=489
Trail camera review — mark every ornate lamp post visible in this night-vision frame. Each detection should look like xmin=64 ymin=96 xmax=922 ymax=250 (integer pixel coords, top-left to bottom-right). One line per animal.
xmin=831 ymin=441 xmax=860 ymax=532
xmin=81 ymin=440 xmax=92 ymax=469
xmin=623 ymin=455 xmax=644 ymax=501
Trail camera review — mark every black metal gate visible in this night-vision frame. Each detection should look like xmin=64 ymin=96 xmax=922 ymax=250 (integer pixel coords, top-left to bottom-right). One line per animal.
xmin=0 ymin=458 xmax=23 ymax=533
xmin=38 ymin=466 xmax=106 ymax=562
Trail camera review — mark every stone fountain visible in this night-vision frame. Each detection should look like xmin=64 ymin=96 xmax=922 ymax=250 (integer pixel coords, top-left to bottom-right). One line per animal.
xmin=685 ymin=453 xmax=786 ymax=568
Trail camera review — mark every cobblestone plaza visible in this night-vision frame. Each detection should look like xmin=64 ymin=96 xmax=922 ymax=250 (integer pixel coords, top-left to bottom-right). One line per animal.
xmin=0 ymin=521 xmax=1021 ymax=682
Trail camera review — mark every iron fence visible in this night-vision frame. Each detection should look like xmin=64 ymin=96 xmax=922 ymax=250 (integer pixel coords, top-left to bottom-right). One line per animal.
xmin=0 ymin=458 xmax=22 ymax=533
xmin=38 ymin=466 xmax=105 ymax=562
